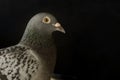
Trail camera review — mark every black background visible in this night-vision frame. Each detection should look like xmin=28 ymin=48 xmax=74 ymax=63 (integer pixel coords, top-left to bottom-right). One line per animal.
xmin=0 ymin=0 xmax=120 ymax=80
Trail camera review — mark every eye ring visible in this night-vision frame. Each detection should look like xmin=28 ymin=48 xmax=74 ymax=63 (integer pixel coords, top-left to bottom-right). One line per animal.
xmin=42 ymin=16 xmax=51 ymax=24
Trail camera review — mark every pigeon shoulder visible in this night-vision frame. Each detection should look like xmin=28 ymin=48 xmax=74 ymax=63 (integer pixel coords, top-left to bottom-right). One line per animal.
xmin=0 ymin=45 xmax=41 ymax=80
xmin=0 ymin=44 xmax=40 ymax=61
xmin=0 ymin=44 xmax=29 ymax=55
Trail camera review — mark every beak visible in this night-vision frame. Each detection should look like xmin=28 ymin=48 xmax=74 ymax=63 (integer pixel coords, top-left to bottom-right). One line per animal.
xmin=52 ymin=22 xmax=65 ymax=33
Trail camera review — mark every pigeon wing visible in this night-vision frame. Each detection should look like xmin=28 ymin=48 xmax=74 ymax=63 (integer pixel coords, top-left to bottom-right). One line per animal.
xmin=0 ymin=45 xmax=39 ymax=80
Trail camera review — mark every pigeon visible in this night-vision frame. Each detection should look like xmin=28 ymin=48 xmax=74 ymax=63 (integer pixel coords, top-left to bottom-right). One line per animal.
xmin=0 ymin=12 xmax=65 ymax=80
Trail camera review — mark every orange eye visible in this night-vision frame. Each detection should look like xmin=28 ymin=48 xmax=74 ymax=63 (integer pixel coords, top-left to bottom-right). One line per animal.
xmin=42 ymin=16 xmax=51 ymax=24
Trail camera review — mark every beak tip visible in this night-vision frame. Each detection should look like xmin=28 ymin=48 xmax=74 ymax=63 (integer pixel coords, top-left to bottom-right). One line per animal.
xmin=54 ymin=22 xmax=66 ymax=34
xmin=61 ymin=30 xmax=66 ymax=34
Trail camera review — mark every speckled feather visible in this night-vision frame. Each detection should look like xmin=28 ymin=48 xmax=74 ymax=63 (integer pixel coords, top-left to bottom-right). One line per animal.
xmin=0 ymin=45 xmax=40 ymax=80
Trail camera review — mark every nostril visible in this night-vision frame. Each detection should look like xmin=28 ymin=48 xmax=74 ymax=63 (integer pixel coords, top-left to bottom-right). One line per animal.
xmin=53 ymin=23 xmax=61 ymax=28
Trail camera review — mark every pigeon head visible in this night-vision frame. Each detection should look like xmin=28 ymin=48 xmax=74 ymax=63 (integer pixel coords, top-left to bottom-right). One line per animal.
xmin=20 ymin=13 xmax=65 ymax=49
xmin=26 ymin=13 xmax=65 ymax=35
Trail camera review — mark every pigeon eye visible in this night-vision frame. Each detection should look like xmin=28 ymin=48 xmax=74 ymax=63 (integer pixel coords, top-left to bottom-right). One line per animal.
xmin=42 ymin=16 xmax=51 ymax=24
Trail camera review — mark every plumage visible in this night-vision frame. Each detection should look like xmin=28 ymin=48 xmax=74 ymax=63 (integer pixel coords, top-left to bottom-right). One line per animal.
xmin=0 ymin=12 xmax=65 ymax=80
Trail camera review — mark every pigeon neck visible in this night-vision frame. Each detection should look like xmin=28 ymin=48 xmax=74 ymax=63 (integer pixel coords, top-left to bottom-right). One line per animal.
xmin=20 ymin=28 xmax=55 ymax=50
